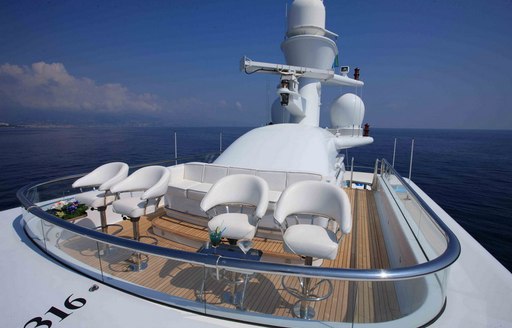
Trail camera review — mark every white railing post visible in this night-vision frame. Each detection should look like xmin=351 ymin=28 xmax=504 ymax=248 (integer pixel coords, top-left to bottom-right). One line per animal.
xmin=220 ymin=132 xmax=223 ymax=153
xmin=392 ymin=138 xmax=397 ymax=167
xmin=408 ymin=138 xmax=415 ymax=180
xmin=371 ymin=159 xmax=380 ymax=188
xmin=350 ymin=157 xmax=354 ymax=188
xmin=174 ymin=132 xmax=178 ymax=165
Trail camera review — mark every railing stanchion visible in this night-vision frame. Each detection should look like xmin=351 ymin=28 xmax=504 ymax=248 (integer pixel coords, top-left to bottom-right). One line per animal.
xmin=409 ymin=138 xmax=415 ymax=180
xmin=174 ymin=132 xmax=178 ymax=166
xmin=220 ymin=132 xmax=223 ymax=153
xmin=350 ymin=157 xmax=354 ymax=188
xmin=371 ymin=159 xmax=379 ymax=188
xmin=392 ymin=138 xmax=397 ymax=167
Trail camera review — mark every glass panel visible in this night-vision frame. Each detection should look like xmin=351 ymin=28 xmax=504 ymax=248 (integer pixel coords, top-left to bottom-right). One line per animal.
xmin=204 ymin=270 xmax=303 ymax=327
xmin=41 ymin=219 xmax=104 ymax=281
xmin=97 ymin=241 xmax=206 ymax=314
xmin=22 ymin=208 xmax=46 ymax=250
xmin=202 ymin=268 xmax=448 ymax=327
xmin=380 ymin=162 xmax=449 ymax=262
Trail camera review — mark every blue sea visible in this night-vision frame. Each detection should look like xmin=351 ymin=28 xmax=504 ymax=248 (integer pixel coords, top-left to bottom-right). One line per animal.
xmin=1 ymin=127 xmax=511 ymax=271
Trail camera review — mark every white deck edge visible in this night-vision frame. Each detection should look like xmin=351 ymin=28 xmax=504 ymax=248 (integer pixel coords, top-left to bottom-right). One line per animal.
xmin=406 ymin=180 xmax=512 ymax=327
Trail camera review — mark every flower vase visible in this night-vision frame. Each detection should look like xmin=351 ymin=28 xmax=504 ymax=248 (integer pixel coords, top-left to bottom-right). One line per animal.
xmin=210 ymin=232 xmax=222 ymax=248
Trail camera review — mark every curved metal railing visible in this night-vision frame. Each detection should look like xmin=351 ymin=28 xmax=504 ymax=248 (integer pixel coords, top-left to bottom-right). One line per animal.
xmin=16 ymin=157 xmax=461 ymax=326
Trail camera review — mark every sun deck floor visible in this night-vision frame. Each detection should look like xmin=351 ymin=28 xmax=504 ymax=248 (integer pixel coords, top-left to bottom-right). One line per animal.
xmin=57 ymin=188 xmax=401 ymax=323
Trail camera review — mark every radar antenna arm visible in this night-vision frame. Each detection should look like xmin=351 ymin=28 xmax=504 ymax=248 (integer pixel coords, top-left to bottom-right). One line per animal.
xmin=241 ymin=56 xmax=364 ymax=87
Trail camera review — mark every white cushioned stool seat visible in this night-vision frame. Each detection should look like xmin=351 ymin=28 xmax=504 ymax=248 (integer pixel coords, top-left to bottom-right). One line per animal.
xmin=112 ymin=197 xmax=159 ymax=219
xmin=201 ymin=174 xmax=269 ymax=243
xmin=283 ymin=225 xmax=338 ymax=260
xmin=110 ymin=166 xmax=170 ymax=243
xmin=72 ymin=162 xmax=129 ymax=234
xmin=274 ymin=180 xmax=352 ymax=319
xmin=75 ymin=190 xmax=116 ymax=209
xmin=207 ymin=213 xmax=256 ymax=241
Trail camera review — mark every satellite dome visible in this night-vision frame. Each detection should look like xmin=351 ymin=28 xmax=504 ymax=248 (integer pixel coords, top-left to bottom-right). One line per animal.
xmin=330 ymin=93 xmax=365 ymax=128
xmin=287 ymin=0 xmax=326 ymax=37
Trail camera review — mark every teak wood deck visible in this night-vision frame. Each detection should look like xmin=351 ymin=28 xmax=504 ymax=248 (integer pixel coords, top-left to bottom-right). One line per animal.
xmin=58 ymin=188 xmax=401 ymax=323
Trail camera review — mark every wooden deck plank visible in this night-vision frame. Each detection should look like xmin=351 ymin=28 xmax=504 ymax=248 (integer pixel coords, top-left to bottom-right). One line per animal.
xmin=56 ymin=188 xmax=401 ymax=323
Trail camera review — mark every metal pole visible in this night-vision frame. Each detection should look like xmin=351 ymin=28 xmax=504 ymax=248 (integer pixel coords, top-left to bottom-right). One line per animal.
xmin=220 ymin=132 xmax=223 ymax=153
xmin=350 ymin=157 xmax=354 ymax=188
xmin=408 ymin=138 xmax=415 ymax=180
xmin=174 ymin=132 xmax=177 ymax=165
xmin=371 ymin=159 xmax=379 ymax=188
xmin=392 ymin=138 xmax=397 ymax=167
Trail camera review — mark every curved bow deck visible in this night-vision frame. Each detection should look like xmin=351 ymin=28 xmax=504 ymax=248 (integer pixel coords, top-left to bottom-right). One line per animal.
xmin=55 ymin=188 xmax=400 ymax=322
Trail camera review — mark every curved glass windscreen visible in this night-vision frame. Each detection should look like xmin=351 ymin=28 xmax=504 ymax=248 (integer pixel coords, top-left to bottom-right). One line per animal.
xmin=17 ymin=157 xmax=459 ymax=327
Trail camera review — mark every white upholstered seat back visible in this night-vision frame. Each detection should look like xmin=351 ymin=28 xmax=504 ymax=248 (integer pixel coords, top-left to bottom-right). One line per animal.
xmin=203 ymin=165 xmax=228 ymax=184
xmin=256 ymin=170 xmax=287 ymax=191
xmin=274 ymin=181 xmax=352 ymax=235
xmin=200 ymin=174 xmax=269 ymax=219
xmin=72 ymin=162 xmax=129 ymax=191
xmin=184 ymin=163 xmax=204 ymax=181
xmin=110 ymin=166 xmax=170 ymax=200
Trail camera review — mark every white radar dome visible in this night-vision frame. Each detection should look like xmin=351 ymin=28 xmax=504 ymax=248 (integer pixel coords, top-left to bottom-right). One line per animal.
xmin=271 ymin=97 xmax=290 ymax=124
xmin=287 ymin=0 xmax=326 ymax=37
xmin=330 ymin=93 xmax=366 ymax=128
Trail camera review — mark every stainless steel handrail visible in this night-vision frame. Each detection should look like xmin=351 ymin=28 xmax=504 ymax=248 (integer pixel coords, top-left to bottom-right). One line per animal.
xmin=17 ymin=158 xmax=460 ymax=281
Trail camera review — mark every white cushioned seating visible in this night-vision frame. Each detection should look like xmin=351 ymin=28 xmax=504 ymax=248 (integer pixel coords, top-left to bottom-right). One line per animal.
xmin=200 ymin=174 xmax=269 ymax=241
xmin=110 ymin=197 xmax=160 ymax=218
xmin=165 ymin=162 xmax=324 ymax=220
xmin=256 ymin=170 xmax=287 ymax=192
xmin=187 ymin=183 xmax=212 ymax=201
xmin=188 ymin=165 xmax=228 ymax=201
xmin=72 ymin=162 xmax=129 ymax=208
xmin=167 ymin=180 xmax=202 ymax=198
xmin=111 ymin=166 xmax=171 ymax=218
xmin=203 ymin=165 xmax=228 ymax=184
xmin=287 ymin=171 xmax=322 ymax=186
xmin=227 ymin=167 xmax=255 ymax=175
xmin=274 ymin=180 xmax=352 ymax=260
xmin=75 ymin=190 xmax=116 ymax=209
xmin=283 ymin=225 xmax=339 ymax=259
xmin=268 ymin=190 xmax=282 ymax=205
xmin=207 ymin=213 xmax=256 ymax=241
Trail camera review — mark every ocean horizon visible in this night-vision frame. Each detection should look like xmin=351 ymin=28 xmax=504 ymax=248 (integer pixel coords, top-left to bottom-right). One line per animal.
xmin=1 ymin=126 xmax=511 ymax=271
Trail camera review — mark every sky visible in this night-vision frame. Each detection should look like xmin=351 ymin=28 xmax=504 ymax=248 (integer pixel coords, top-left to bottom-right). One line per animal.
xmin=0 ymin=0 xmax=511 ymax=129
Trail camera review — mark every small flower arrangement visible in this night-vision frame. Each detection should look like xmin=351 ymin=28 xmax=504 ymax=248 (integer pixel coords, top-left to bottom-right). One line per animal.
xmin=46 ymin=199 xmax=88 ymax=220
xmin=209 ymin=226 xmax=226 ymax=247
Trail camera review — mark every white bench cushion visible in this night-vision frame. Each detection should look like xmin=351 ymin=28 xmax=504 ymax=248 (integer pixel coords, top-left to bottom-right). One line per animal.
xmin=203 ymin=165 xmax=228 ymax=184
xmin=167 ymin=179 xmax=202 ymax=197
xmin=228 ymin=167 xmax=256 ymax=175
xmin=184 ymin=163 xmax=204 ymax=181
xmin=187 ymin=183 xmax=212 ymax=201
xmin=256 ymin=170 xmax=287 ymax=191
xmin=287 ymin=172 xmax=322 ymax=186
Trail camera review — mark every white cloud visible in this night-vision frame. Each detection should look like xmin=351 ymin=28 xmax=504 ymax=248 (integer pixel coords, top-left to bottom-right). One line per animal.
xmin=0 ymin=62 xmax=160 ymax=112
xmin=235 ymin=101 xmax=243 ymax=111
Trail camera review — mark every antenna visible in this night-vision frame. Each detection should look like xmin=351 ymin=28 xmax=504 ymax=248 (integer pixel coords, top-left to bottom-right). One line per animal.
xmin=284 ymin=2 xmax=288 ymax=37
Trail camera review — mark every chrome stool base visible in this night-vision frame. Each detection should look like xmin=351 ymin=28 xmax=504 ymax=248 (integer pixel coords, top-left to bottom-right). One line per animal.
xmin=281 ymin=256 xmax=333 ymax=320
xmin=95 ymin=206 xmax=124 ymax=235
